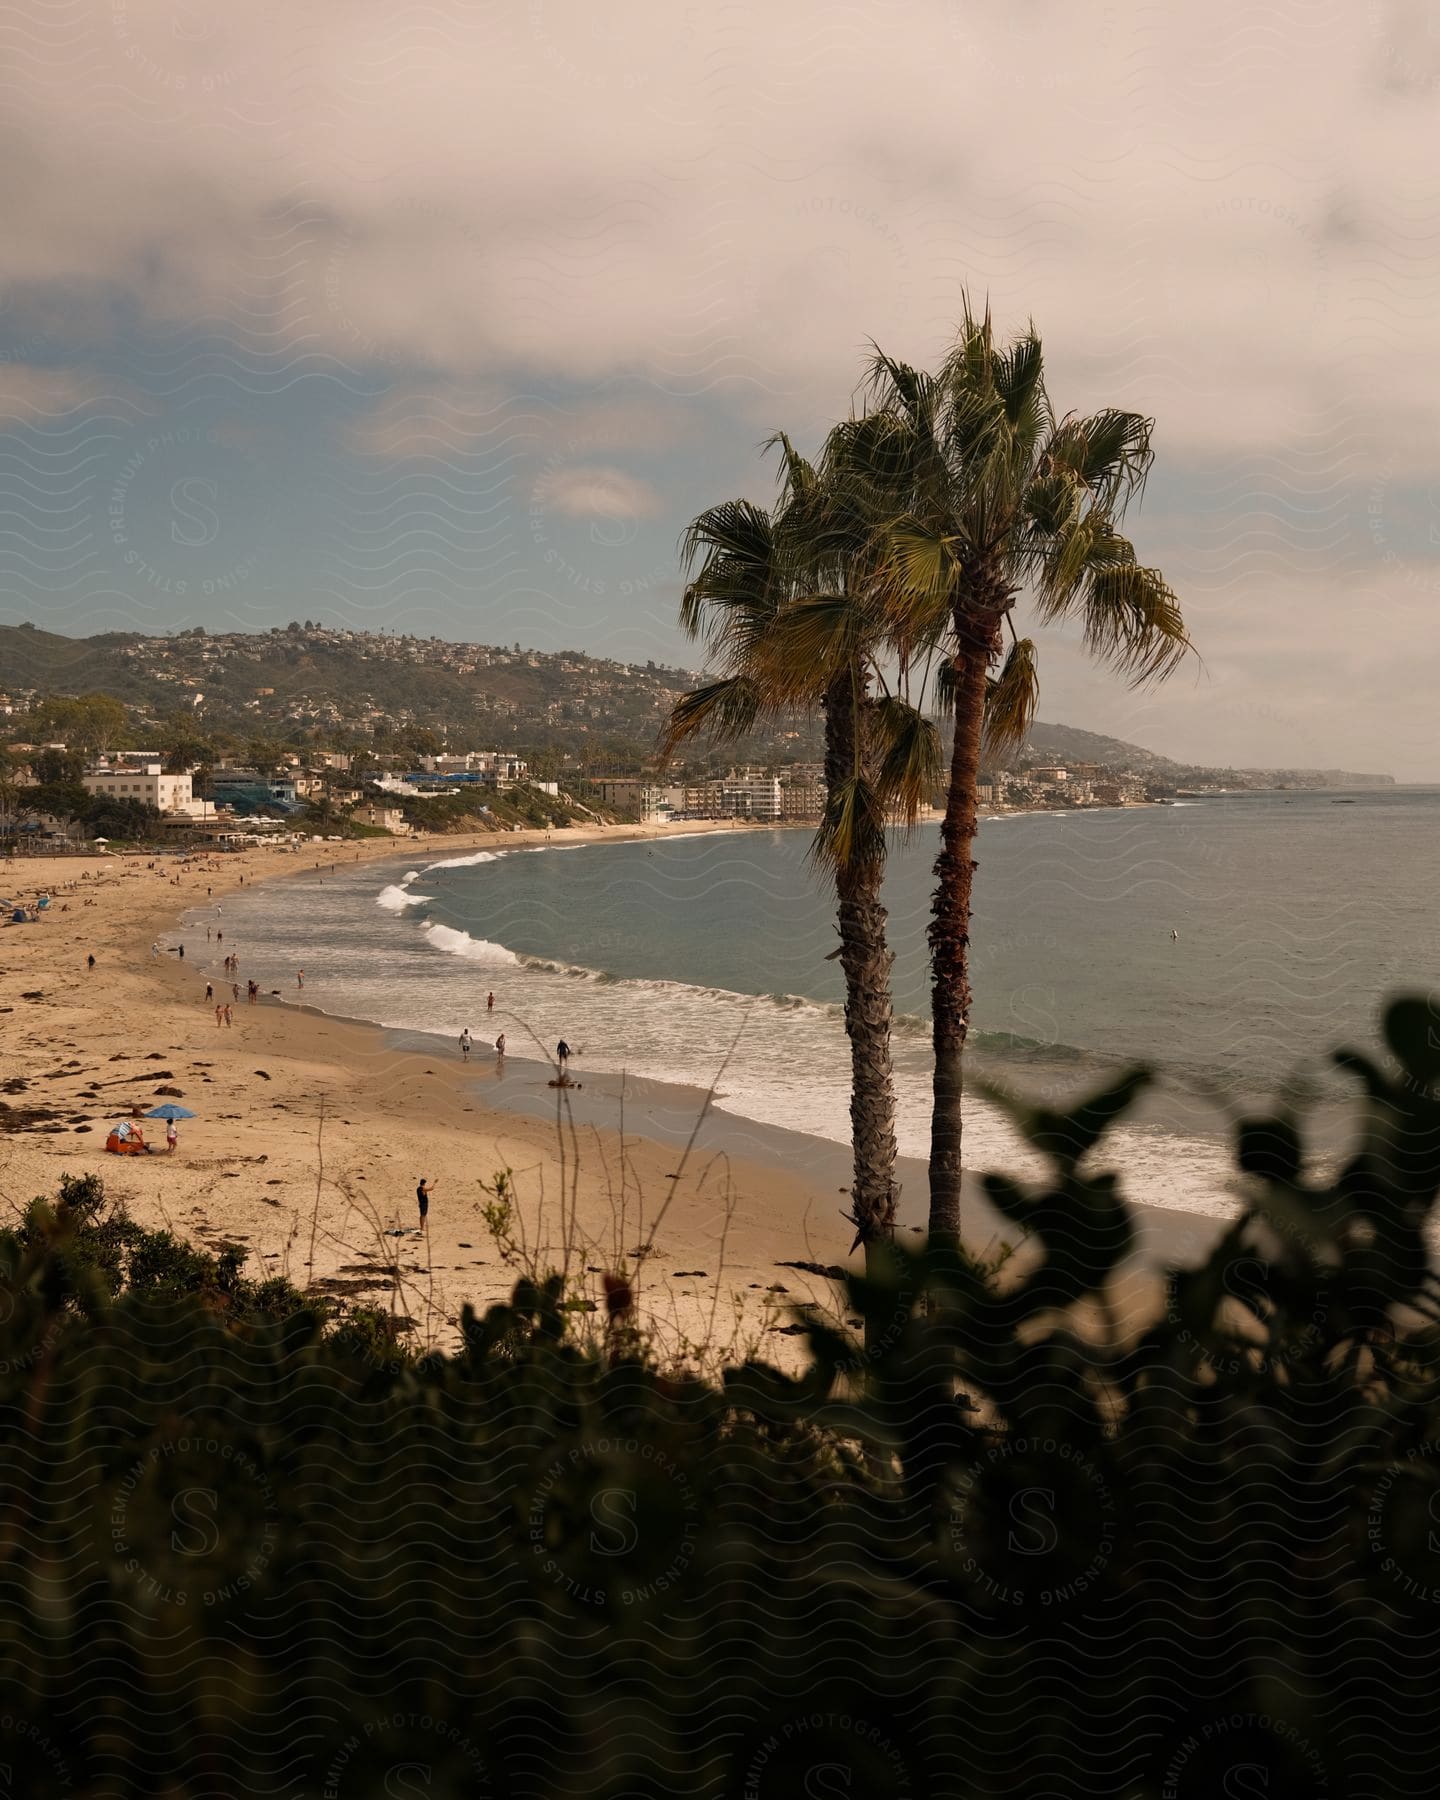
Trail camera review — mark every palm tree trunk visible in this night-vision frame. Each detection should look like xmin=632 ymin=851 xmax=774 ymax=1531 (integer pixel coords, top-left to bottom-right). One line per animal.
xmin=824 ymin=674 xmax=899 ymax=1320
xmin=927 ymin=622 xmax=997 ymax=1244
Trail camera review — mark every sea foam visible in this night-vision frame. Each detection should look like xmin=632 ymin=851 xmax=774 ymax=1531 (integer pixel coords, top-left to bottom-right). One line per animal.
xmin=421 ymin=922 xmax=522 ymax=966
xmin=376 ymin=884 xmax=435 ymax=912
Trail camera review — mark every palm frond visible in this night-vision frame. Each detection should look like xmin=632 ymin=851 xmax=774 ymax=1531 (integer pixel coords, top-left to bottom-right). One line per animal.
xmin=678 ymin=500 xmax=786 ymax=663
xmin=880 ymin=522 xmax=961 ymax=605
xmin=762 ymin=595 xmax=868 ymax=699
xmin=1043 ymin=410 xmax=1155 ymax=511
xmin=811 ymin=770 xmax=888 ymax=875
xmin=932 ymin=658 xmax=959 ymax=719
xmin=658 ymin=674 xmax=763 ymax=762
xmin=1076 ymin=563 xmax=1191 ymax=685
xmin=871 ymin=696 xmax=942 ymax=825
xmin=996 ymin=328 xmax=1042 ymax=413
xmin=679 ymin=497 xmax=774 ymax=582
xmin=763 ymin=430 xmax=818 ymax=508
xmin=869 ymin=521 xmax=961 ymax=656
xmin=982 ymin=636 xmax=1040 ymax=760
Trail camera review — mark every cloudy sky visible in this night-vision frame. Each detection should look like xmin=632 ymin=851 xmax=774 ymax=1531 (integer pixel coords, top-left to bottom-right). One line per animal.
xmin=3 ymin=0 xmax=1439 ymax=774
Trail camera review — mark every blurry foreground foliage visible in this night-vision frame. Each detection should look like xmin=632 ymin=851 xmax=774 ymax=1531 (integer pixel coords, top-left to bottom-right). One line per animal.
xmin=5 ymin=998 xmax=1440 ymax=1796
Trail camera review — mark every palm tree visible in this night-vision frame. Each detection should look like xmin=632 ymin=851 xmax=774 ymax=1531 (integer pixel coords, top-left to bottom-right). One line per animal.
xmin=856 ymin=305 xmax=1191 ymax=1242
xmin=664 ymin=435 xmax=937 ymax=1282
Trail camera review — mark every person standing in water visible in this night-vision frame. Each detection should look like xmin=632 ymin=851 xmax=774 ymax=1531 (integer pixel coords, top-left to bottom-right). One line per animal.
xmin=1170 ymin=928 xmax=1179 ymax=942
xmin=297 ymin=969 xmax=304 ymax=989
xmin=487 ymin=992 xmax=494 ymax=1012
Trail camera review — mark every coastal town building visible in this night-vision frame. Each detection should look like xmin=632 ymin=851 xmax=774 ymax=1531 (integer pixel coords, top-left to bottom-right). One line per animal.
xmin=414 ymin=751 xmax=530 ymax=789
xmin=357 ymin=802 xmax=411 ymax=834
xmin=82 ymin=763 xmax=206 ymax=817
xmin=780 ymin=765 xmax=826 ymax=819
xmin=683 ymin=771 xmax=785 ymax=821
xmin=208 ymin=767 xmax=302 ymax=815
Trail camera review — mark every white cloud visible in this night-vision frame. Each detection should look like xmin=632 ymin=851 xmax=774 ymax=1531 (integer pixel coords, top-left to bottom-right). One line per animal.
xmin=4 ymin=0 xmax=1440 ymax=770
xmin=532 ymin=464 xmax=663 ymax=521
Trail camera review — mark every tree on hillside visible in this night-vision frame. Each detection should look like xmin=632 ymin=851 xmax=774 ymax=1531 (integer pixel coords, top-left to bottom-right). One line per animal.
xmin=159 ymin=719 xmax=216 ymax=774
xmin=33 ymin=747 xmax=84 ymax=787
xmin=0 ymin=777 xmax=39 ymax=838
xmin=857 ymin=305 xmax=1191 ymax=1240
xmin=32 ymin=692 xmax=129 ymax=757
xmin=666 ymin=433 xmax=937 ymax=1296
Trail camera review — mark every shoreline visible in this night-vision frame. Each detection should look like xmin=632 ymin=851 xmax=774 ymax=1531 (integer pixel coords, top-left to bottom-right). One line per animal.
xmin=201 ymin=826 xmax=1233 ymax=1264
xmin=1 ymin=824 xmax=886 ymax=1359
xmin=2 ymin=822 xmax=1223 ymax=1360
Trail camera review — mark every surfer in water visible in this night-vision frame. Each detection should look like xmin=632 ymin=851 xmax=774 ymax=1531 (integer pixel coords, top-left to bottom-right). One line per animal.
xmin=1171 ymin=928 xmax=1179 ymax=941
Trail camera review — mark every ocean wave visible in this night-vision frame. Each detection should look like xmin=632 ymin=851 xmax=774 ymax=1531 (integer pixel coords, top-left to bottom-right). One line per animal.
xmin=376 ymin=884 xmax=436 ymax=912
xmin=421 ymin=922 xmax=522 ymax=966
xmin=422 ymin=849 xmax=501 ymax=872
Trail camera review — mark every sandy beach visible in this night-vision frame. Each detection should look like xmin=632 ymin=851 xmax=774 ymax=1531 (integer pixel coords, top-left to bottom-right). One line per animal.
xmin=1 ymin=824 xmax=1210 ymax=1359
xmin=0 ymin=825 xmax=890 ymax=1361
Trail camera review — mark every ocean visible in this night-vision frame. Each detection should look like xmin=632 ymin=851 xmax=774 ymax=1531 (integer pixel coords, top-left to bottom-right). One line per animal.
xmin=196 ymin=789 xmax=1440 ymax=1225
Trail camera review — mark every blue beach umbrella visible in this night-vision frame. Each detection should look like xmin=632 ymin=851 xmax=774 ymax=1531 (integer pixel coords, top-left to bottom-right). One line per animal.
xmin=145 ymin=1104 xmax=197 ymax=1121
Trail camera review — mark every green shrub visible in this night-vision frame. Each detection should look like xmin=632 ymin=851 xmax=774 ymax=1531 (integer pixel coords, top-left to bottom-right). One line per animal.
xmin=1 ymin=998 xmax=1439 ymax=1796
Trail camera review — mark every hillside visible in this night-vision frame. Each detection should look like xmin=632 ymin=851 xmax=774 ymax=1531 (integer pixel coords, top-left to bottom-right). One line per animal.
xmin=0 ymin=624 xmax=1392 ymax=785
xmin=0 ymin=621 xmax=725 ymax=764
xmin=1019 ymin=719 xmax=1393 ymax=790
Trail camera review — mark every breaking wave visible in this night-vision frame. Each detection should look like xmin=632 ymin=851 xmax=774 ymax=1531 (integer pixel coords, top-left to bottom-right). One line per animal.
xmin=376 ymin=884 xmax=435 ymax=912
xmin=420 ymin=922 xmax=523 ymax=967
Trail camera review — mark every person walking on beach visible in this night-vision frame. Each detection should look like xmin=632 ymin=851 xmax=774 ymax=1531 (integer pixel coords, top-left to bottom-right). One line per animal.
xmin=248 ymin=980 xmax=258 ymax=1004
xmin=231 ymin=982 xmax=241 ymax=1004
xmin=495 ymin=1032 xmax=506 ymax=1057
xmin=224 ymin=1004 xmax=233 ymax=1027
xmin=151 ymin=940 xmax=159 ymax=960
xmin=416 ymin=1177 xmax=432 ymax=1233
xmin=86 ymin=953 xmax=95 ymax=972
xmin=166 ymin=1119 xmax=178 ymax=1154
xmin=556 ymin=1038 xmax=571 ymax=1075
xmin=178 ymin=943 xmax=184 ymax=960
xmin=459 ymin=1028 xmax=472 ymax=1061
xmin=215 ymin=1004 xmax=224 ymax=1027
xmin=205 ymin=982 xmax=214 ymax=1004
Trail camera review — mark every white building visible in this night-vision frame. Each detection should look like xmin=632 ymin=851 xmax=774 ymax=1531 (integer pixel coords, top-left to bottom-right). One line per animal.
xmin=83 ymin=763 xmax=205 ymax=816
